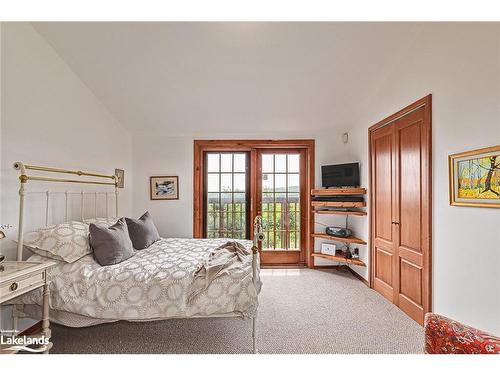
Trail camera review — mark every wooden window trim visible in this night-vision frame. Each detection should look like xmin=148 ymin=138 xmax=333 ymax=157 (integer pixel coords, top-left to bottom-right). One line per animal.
xmin=193 ymin=139 xmax=315 ymax=268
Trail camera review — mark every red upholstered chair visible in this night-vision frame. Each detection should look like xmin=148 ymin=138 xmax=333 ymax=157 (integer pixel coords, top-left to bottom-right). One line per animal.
xmin=425 ymin=313 xmax=500 ymax=354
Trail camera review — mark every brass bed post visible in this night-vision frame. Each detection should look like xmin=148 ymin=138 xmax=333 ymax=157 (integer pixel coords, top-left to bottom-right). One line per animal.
xmin=13 ymin=162 xmax=27 ymax=261
xmin=115 ymin=183 xmax=119 ymax=217
xmin=252 ymin=215 xmax=264 ymax=354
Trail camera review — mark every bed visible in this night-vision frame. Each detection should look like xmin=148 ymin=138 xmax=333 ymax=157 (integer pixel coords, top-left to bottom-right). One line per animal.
xmin=10 ymin=162 xmax=263 ymax=353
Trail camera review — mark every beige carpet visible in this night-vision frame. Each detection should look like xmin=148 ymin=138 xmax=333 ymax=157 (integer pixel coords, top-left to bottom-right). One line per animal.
xmin=50 ymin=268 xmax=424 ymax=354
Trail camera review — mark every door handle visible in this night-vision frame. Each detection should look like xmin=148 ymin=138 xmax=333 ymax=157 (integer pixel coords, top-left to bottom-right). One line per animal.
xmin=392 ymin=221 xmax=400 ymax=225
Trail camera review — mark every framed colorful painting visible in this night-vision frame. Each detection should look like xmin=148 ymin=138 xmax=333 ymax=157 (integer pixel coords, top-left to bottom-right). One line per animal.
xmin=449 ymin=145 xmax=500 ymax=208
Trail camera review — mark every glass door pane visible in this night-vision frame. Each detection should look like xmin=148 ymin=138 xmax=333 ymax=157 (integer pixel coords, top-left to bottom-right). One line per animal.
xmin=204 ymin=152 xmax=249 ymax=239
xmin=261 ymin=153 xmax=301 ymax=250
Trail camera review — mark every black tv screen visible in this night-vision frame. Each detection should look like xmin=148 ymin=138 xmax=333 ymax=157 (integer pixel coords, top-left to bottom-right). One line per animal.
xmin=322 ymin=163 xmax=360 ymax=188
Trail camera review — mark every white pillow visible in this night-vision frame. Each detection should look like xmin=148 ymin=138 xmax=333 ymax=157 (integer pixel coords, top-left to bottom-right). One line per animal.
xmin=23 ymin=221 xmax=90 ymax=263
xmin=84 ymin=217 xmax=119 ymax=227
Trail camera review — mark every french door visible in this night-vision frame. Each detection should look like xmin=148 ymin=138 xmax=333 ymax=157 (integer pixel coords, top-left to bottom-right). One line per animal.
xmin=256 ymin=149 xmax=307 ymax=266
xmin=194 ymin=140 xmax=314 ymax=267
xmin=203 ymin=152 xmax=250 ymax=239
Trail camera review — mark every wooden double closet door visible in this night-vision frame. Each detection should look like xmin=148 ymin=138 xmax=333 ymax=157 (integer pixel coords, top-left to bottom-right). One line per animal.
xmin=369 ymin=95 xmax=432 ymax=325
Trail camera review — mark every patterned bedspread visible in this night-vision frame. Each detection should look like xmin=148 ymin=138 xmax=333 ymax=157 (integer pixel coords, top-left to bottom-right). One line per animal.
xmin=19 ymin=238 xmax=260 ymax=325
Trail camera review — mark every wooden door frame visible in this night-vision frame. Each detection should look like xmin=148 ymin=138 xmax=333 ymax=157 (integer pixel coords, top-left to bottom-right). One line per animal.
xmin=368 ymin=94 xmax=432 ymax=314
xmin=193 ymin=139 xmax=315 ymax=267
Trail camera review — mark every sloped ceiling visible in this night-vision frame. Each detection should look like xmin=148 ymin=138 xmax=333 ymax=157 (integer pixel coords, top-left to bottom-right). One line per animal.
xmin=32 ymin=22 xmax=422 ymax=136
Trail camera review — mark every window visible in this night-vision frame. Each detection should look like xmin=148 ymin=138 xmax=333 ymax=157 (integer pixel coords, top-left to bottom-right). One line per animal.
xmin=204 ymin=152 xmax=249 ymax=239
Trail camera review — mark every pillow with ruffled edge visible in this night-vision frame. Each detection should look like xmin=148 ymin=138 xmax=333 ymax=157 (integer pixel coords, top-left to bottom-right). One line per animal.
xmin=22 ymin=221 xmax=90 ymax=263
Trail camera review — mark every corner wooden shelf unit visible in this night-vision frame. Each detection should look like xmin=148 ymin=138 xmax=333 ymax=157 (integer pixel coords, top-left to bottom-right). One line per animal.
xmin=311 ymin=187 xmax=367 ymax=268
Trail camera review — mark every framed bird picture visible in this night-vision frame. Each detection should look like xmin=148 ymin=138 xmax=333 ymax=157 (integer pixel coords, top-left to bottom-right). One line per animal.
xmin=150 ymin=176 xmax=179 ymax=200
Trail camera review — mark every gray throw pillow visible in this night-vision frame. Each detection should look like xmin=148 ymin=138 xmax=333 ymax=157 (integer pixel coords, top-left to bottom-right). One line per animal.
xmin=125 ymin=211 xmax=160 ymax=250
xmin=89 ymin=218 xmax=134 ymax=266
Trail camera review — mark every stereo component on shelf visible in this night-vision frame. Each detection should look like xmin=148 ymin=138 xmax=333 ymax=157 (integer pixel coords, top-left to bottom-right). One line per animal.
xmin=325 ymin=226 xmax=352 ymax=238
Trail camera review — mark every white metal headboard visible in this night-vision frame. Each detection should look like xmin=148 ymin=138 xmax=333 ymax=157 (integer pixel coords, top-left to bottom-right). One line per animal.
xmin=13 ymin=162 xmax=119 ymax=261
xmin=23 ymin=191 xmax=119 ymax=226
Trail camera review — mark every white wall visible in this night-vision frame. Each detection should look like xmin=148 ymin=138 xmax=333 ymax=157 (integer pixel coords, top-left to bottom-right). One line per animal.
xmin=346 ymin=23 xmax=500 ymax=334
xmin=132 ymin=135 xmax=194 ymax=238
xmin=0 ymin=23 xmax=133 ymax=259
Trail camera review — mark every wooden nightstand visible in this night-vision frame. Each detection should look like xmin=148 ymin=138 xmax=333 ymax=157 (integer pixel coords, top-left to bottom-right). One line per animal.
xmin=0 ymin=261 xmax=55 ymax=354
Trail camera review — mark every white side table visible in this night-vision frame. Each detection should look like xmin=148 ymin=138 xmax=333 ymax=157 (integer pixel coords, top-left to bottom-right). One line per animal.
xmin=0 ymin=261 xmax=55 ymax=354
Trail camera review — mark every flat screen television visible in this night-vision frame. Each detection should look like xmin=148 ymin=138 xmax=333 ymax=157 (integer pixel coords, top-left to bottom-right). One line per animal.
xmin=322 ymin=162 xmax=360 ymax=188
